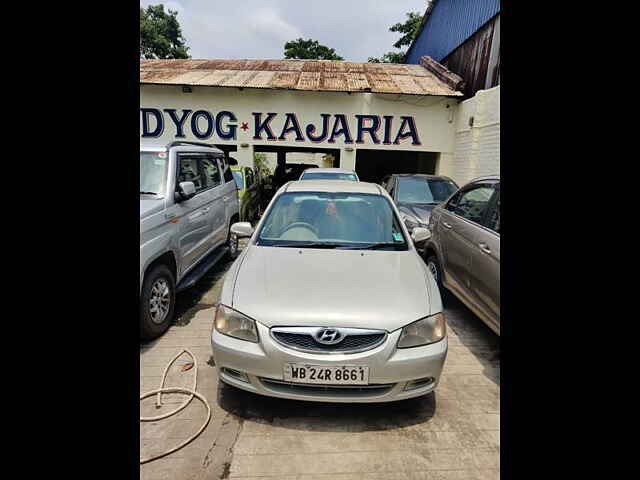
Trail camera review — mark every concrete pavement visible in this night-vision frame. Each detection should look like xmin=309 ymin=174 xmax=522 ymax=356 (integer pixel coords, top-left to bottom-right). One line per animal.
xmin=140 ymin=254 xmax=499 ymax=479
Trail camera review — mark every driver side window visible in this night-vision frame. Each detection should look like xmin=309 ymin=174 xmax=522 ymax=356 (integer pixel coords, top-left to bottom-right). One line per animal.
xmin=177 ymin=155 xmax=205 ymax=193
xmin=454 ymin=186 xmax=494 ymax=224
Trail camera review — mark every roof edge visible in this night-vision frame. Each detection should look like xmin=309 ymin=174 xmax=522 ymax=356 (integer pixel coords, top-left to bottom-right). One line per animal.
xmin=418 ymin=56 xmax=465 ymax=92
xmin=404 ymin=0 xmax=439 ymax=63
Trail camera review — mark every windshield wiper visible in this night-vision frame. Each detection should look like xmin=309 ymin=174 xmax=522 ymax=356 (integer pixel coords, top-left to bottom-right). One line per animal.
xmin=269 ymin=242 xmax=345 ymax=249
xmin=341 ymin=242 xmax=405 ymax=250
xmin=140 ymin=191 xmax=158 ymax=195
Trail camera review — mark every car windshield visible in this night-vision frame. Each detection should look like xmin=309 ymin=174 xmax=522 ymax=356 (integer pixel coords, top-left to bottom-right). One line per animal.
xmin=140 ymin=151 xmax=168 ymax=196
xmin=397 ymin=177 xmax=458 ymax=204
xmin=257 ymin=192 xmax=408 ymax=250
xmin=301 ymin=172 xmax=358 ymax=181
xmin=232 ymin=170 xmax=244 ymax=189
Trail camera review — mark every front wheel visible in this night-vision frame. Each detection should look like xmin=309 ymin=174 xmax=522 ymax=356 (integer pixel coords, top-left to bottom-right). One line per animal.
xmin=140 ymin=264 xmax=175 ymax=340
xmin=426 ymin=255 xmax=444 ymax=290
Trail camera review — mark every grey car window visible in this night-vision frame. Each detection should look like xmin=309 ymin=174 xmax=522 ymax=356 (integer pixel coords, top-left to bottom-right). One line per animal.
xmin=486 ymin=192 xmax=500 ymax=233
xmin=140 ymin=151 xmax=167 ymax=195
xmin=397 ymin=177 xmax=458 ymax=204
xmin=177 ymin=155 xmax=205 ymax=193
xmin=257 ymin=192 xmax=408 ymax=249
xmin=454 ymin=186 xmax=494 ymax=224
xmin=201 ymin=156 xmax=221 ymax=188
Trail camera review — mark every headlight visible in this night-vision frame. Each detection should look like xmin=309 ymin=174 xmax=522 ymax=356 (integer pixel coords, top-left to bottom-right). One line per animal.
xmin=214 ymin=304 xmax=259 ymax=342
xmin=397 ymin=313 xmax=446 ymax=348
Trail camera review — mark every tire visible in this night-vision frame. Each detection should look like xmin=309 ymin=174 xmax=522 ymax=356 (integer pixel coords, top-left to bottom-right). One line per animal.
xmin=140 ymin=264 xmax=176 ymax=340
xmin=227 ymin=222 xmax=239 ymax=260
xmin=426 ymin=254 xmax=444 ymax=290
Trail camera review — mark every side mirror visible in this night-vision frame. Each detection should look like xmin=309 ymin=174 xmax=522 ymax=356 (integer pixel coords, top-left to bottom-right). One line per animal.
xmin=231 ymin=222 xmax=254 ymax=238
xmin=411 ymin=227 xmax=431 ymax=245
xmin=176 ymin=181 xmax=196 ymax=202
xmin=228 ymin=157 xmax=238 ymax=166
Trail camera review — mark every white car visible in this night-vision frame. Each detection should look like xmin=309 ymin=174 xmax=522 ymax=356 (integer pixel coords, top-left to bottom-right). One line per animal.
xmin=299 ymin=167 xmax=359 ymax=181
xmin=211 ymin=180 xmax=447 ymax=403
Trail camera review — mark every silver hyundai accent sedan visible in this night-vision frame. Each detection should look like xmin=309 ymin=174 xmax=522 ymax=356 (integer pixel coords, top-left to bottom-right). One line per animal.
xmin=211 ymin=180 xmax=447 ymax=403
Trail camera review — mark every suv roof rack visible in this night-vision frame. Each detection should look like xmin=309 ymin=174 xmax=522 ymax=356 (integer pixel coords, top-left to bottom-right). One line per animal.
xmin=167 ymin=141 xmax=219 ymax=150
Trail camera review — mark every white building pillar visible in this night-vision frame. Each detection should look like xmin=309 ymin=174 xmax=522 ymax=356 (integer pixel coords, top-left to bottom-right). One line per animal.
xmin=233 ymin=143 xmax=254 ymax=168
xmin=340 ymin=147 xmax=357 ymax=171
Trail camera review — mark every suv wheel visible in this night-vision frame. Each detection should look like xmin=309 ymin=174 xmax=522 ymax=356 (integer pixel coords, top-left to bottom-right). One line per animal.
xmin=426 ymin=255 xmax=444 ymax=290
xmin=140 ymin=264 xmax=175 ymax=340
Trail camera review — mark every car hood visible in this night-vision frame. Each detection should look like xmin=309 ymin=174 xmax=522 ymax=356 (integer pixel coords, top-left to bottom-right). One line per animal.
xmin=232 ymin=246 xmax=432 ymax=331
xmin=397 ymin=203 xmax=437 ymax=225
xmin=140 ymin=198 xmax=164 ymax=220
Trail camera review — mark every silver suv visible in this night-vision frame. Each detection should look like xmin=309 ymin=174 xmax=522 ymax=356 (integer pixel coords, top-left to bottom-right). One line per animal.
xmin=140 ymin=141 xmax=240 ymax=339
xmin=424 ymin=175 xmax=500 ymax=335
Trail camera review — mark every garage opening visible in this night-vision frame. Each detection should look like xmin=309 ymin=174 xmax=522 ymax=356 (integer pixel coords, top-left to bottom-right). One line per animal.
xmin=355 ymin=149 xmax=438 ymax=184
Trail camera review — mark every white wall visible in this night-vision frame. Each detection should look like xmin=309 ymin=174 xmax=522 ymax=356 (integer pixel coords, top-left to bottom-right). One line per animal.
xmin=438 ymin=85 xmax=500 ymax=185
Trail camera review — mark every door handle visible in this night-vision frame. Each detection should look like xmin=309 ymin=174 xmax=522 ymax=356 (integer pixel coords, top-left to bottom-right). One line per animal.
xmin=223 ymin=196 xmax=230 ymax=202
xmin=478 ymin=243 xmax=491 ymax=254
xmin=201 ymin=207 xmax=211 ymax=213
xmin=442 ymin=222 xmax=453 ymax=229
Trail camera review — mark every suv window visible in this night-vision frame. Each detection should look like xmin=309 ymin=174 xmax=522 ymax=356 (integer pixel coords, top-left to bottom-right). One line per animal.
xmin=453 ymin=185 xmax=494 ymax=224
xmin=177 ymin=154 xmax=205 ymax=193
xmin=201 ymin=155 xmax=221 ymax=188
xmin=222 ymin=158 xmax=234 ymax=183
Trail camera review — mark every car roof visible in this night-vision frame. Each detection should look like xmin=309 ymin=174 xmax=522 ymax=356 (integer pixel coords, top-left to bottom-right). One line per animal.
xmin=469 ymin=174 xmax=500 ymax=183
xmin=141 ymin=141 xmax=225 ymax=155
xmin=302 ymin=168 xmax=357 ymax=174
xmin=285 ymin=180 xmax=382 ymax=194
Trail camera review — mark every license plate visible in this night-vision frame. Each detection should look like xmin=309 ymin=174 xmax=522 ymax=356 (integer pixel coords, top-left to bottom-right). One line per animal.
xmin=283 ymin=363 xmax=369 ymax=385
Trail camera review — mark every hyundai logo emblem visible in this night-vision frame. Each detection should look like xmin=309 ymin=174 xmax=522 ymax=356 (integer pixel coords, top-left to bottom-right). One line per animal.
xmin=315 ymin=328 xmax=344 ymax=345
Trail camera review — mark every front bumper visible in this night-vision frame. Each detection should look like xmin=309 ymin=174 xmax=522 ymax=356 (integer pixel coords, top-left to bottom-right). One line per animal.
xmin=211 ymin=322 xmax=447 ymax=403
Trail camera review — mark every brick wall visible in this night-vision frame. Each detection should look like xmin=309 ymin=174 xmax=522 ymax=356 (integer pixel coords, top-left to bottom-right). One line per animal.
xmin=438 ymin=85 xmax=500 ymax=185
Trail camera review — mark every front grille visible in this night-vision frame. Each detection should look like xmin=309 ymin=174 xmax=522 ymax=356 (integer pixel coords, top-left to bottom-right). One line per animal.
xmin=260 ymin=378 xmax=394 ymax=397
xmin=271 ymin=331 xmax=386 ymax=353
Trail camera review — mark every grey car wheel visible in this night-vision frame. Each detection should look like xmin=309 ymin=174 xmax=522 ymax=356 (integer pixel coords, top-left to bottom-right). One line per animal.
xmin=140 ymin=264 xmax=175 ymax=340
xmin=426 ymin=255 xmax=443 ymax=290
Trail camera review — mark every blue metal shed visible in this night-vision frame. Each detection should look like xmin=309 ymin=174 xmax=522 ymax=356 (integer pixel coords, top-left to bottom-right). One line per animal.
xmin=406 ymin=0 xmax=501 ymax=64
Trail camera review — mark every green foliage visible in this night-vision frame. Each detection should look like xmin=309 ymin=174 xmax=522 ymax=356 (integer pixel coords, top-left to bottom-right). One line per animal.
xmin=390 ymin=12 xmax=423 ymax=49
xmin=254 ymin=153 xmax=272 ymax=177
xmin=368 ymin=11 xmax=423 ymax=64
xmin=284 ymin=38 xmax=344 ymax=60
xmin=140 ymin=4 xmax=190 ymax=59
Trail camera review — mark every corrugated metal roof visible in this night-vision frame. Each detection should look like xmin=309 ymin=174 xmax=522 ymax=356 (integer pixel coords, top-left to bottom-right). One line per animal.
xmin=140 ymin=58 xmax=463 ymax=97
xmin=406 ymin=0 xmax=501 ymax=64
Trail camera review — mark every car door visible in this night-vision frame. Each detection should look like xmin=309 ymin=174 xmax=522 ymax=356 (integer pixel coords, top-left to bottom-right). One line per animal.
xmin=199 ymin=154 xmax=227 ymax=250
xmin=438 ymin=183 xmax=495 ymax=301
xmin=220 ymin=157 xmax=239 ymax=232
xmin=174 ymin=153 xmax=210 ymax=275
xmin=469 ymin=185 xmax=500 ymax=331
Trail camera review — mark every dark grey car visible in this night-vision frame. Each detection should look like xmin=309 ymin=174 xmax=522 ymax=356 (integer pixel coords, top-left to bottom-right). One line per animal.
xmin=382 ymin=174 xmax=459 ymax=234
xmin=424 ymin=175 xmax=500 ymax=335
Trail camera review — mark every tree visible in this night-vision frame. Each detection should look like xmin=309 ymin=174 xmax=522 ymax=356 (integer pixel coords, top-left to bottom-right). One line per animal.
xmin=140 ymin=4 xmax=190 ymax=59
xmin=254 ymin=153 xmax=272 ymax=177
xmin=284 ymin=38 xmax=344 ymax=60
xmin=368 ymin=11 xmax=423 ymax=64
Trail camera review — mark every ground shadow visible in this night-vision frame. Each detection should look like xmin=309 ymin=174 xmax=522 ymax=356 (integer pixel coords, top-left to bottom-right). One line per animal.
xmin=216 ymin=381 xmax=437 ymax=433
xmin=441 ymin=289 xmax=500 ymax=386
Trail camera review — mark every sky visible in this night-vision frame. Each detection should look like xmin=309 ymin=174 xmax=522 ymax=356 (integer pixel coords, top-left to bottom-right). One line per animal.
xmin=140 ymin=0 xmax=428 ymax=62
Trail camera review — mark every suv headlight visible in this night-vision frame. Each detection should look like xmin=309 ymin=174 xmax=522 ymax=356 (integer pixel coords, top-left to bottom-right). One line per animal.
xmin=397 ymin=313 xmax=446 ymax=348
xmin=214 ymin=304 xmax=259 ymax=342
